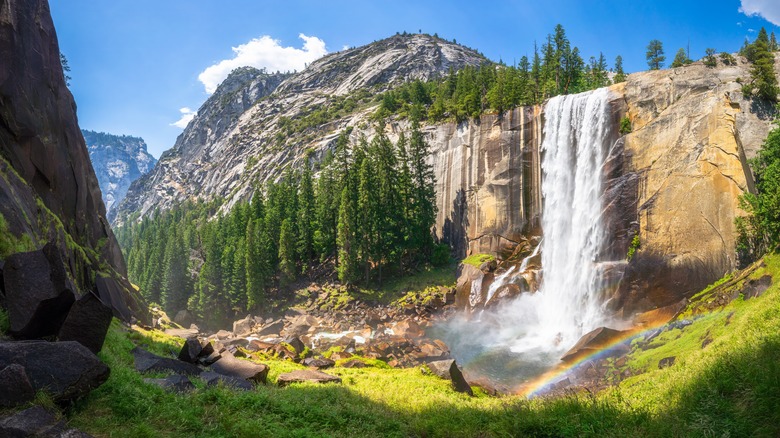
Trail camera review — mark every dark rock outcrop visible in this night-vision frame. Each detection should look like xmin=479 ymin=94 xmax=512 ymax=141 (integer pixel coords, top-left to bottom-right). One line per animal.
xmin=200 ymin=370 xmax=253 ymax=390
xmin=3 ymin=246 xmax=75 ymax=339
xmin=277 ymin=369 xmax=342 ymax=387
xmin=57 ymin=291 xmax=113 ymax=354
xmin=0 ymin=0 xmax=148 ymax=325
xmin=131 ymin=347 xmax=202 ymax=376
xmin=0 ymin=341 xmax=110 ymax=402
xmin=426 ymin=359 xmax=473 ymax=396
xmin=177 ymin=337 xmax=204 ymax=363
xmin=0 ymin=364 xmax=35 ymax=407
xmin=0 ymin=406 xmax=93 ymax=438
xmin=561 ymin=327 xmax=629 ymax=363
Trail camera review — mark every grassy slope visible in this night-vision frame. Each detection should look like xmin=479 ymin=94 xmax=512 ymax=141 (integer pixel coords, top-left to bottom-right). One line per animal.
xmin=61 ymin=254 xmax=780 ymax=437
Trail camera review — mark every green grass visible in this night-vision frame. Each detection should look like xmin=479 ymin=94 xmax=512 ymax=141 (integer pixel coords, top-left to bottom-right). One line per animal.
xmin=0 ymin=212 xmax=36 ymax=259
xmin=460 ymin=254 xmax=495 ymax=268
xmin=59 ymin=253 xmax=780 ymax=437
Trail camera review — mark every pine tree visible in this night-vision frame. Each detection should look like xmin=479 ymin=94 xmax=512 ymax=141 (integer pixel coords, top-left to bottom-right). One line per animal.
xmin=703 ymin=48 xmax=718 ymax=68
xmin=671 ymin=48 xmax=691 ymax=68
xmin=278 ymin=218 xmax=297 ymax=285
xmin=743 ymin=28 xmax=780 ymax=102
xmin=160 ymin=225 xmax=190 ymax=314
xmin=407 ymin=115 xmax=437 ymax=261
xmin=336 ymin=183 xmax=359 ymax=284
xmin=613 ymin=55 xmax=626 ymax=83
xmin=297 ymin=158 xmax=316 ymax=267
xmin=646 ymin=40 xmax=666 ymax=70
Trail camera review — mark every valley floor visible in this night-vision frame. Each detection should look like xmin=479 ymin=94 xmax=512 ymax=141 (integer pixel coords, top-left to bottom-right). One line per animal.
xmin=23 ymin=254 xmax=780 ymax=437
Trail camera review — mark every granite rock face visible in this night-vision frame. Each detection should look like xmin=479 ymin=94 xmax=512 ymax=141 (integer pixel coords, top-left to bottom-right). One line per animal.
xmin=83 ymin=130 xmax=156 ymax=215
xmin=0 ymin=0 xmax=147 ymax=323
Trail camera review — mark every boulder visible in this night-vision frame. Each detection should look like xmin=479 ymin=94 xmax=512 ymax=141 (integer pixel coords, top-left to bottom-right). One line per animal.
xmin=173 ymin=309 xmax=194 ymax=327
xmin=302 ymin=357 xmax=335 ymax=369
xmin=0 ymin=406 xmax=92 ymax=438
xmin=200 ymin=371 xmax=253 ymax=390
xmin=198 ymin=350 xmax=222 ymax=367
xmin=284 ymin=314 xmax=319 ymax=336
xmin=256 ymin=320 xmax=285 ymax=337
xmin=94 ymin=276 xmax=151 ymax=326
xmin=164 ymin=327 xmax=199 ymax=338
xmin=282 ymin=336 xmax=306 ymax=355
xmin=3 ymin=248 xmax=76 ymax=339
xmin=561 ymin=327 xmax=629 ymax=362
xmin=215 ymin=330 xmax=232 ymax=339
xmin=658 ymin=356 xmax=676 ymax=369
xmin=633 ymin=298 xmax=687 ymax=327
xmin=246 ymin=340 xmax=276 ymax=353
xmin=392 ymin=320 xmax=424 ymax=338
xmin=0 ymin=341 xmax=109 ymax=402
xmin=339 ymin=359 xmax=366 ymax=368
xmin=177 ymin=337 xmax=203 ymax=363
xmin=131 ymin=347 xmax=202 ymax=376
xmin=210 ymin=356 xmax=268 ymax=384
xmin=57 ymin=291 xmax=113 ymax=354
xmin=232 ymin=315 xmax=255 ymax=337
xmin=0 ymin=364 xmax=34 ymax=407
xmin=144 ymin=374 xmax=195 ymax=393
xmin=426 ymin=359 xmax=473 ymax=396
xmin=277 ymin=369 xmax=342 ymax=387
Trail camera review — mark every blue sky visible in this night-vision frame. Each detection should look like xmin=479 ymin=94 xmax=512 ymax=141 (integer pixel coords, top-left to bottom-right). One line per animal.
xmin=50 ymin=0 xmax=779 ymax=158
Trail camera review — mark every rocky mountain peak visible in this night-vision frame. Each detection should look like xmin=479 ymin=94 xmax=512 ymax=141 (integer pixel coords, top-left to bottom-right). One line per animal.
xmin=276 ymin=33 xmax=488 ymax=96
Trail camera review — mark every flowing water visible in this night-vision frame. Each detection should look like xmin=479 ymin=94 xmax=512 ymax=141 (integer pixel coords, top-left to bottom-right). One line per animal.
xmin=432 ymin=88 xmax=617 ymax=390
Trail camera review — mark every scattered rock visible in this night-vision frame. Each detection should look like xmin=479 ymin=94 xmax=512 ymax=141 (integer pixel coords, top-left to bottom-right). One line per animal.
xmin=302 ymin=357 xmax=335 ymax=369
xmin=215 ymin=330 xmax=232 ymax=339
xmin=658 ymin=356 xmax=676 ymax=369
xmin=392 ymin=320 xmax=424 ymax=338
xmin=210 ymin=356 xmax=268 ymax=384
xmin=131 ymin=347 xmax=202 ymax=376
xmin=426 ymin=359 xmax=473 ymax=396
xmin=198 ymin=350 xmax=222 ymax=367
xmin=232 ymin=315 xmax=255 ymax=337
xmin=57 ymin=291 xmax=113 ymax=354
xmin=200 ymin=371 xmax=253 ymax=390
xmin=0 ymin=406 xmax=92 ymax=438
xmin=282 ymin=336 xmax=306 ymax=355
xmin=256 ymin=320 xmax=284 ymax=337
xmin=163 ymin=327 xmax=199 ymax=338
xmin=144 ymin=374 xmax=195 ymax=393
xmin=178 ymin=337 xmax=203 ymax=363
xmin=0 ymin=364 xmax=34 ymax=407
xmin=561 ymin=327 xmax=629 ymax=362
xmin=277 ymin=369 xmax=342 ymax=386
xmin=3 ymin=247 xmax=76 ymax=339
xmin=743 ymin=275 xmax=772 ymax=299
xmin=0 ymin=341 xmax=109 ymax=402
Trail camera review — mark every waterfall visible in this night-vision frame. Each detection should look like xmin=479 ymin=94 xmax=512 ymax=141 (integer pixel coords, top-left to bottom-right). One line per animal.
xmin=432 ymin=88 xmax=616 ymax=386
xmin=532 ymin=87 xmax=613 ymax=347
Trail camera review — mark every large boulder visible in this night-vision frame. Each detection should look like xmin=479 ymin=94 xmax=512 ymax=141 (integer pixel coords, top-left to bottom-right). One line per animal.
xmin=57 ymin=291 xmax=113 ymax=354
xmin=0 ymin=406 xmax=92 ymax=438
xmin=95 ymin=276 xmax=151 ymax=326
xmin=256 ymin=320 xmax=284 ymax=337
xmin=426 ymin=359 xmax=473 ymax=396
xmin=3 ymin=247 xmax=75 ymax=339
xmin=0 ymin=364 xmax=35 ymax=407
xmin=0 ymin=341 xmax=109 ymax=402
xmin=177 ymin=337 xmax=204 ymax=363
xmin=131 ymin=347 xmax=202 ymax=376
xmin=277 ymin=369 xmax=342 ymax=387
xmin=210 ymin=356 xmax=268 ymax=384
xmin=561 ymin=327 xmax=629 ymax=362
xmin=173 ymin=309 xmax=194 ymax=327
xmin=232 ymin=315 xmax=255 ymax=337
xmin=200 ymin=371 xmax=253 ymax=390
xmin=302 ymin=357 xmax=335 ymax=369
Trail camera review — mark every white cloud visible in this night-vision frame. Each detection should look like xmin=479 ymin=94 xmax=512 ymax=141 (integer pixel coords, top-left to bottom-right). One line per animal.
xmin=342 ymin=45 xmax=351 ymax=51
xmin=171 ymin=107 xmax=196 ymax=129
xmin=197 ymin=34 xmax=327 ymax=94
xmin=740 ymin=0 xmax=780 ymax=26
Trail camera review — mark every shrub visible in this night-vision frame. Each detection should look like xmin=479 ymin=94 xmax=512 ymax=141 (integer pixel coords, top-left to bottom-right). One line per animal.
xmin=431 ymin=243 xmax=451 ymax=267
xmin=620 ymin=116 xmax=633 ymax=135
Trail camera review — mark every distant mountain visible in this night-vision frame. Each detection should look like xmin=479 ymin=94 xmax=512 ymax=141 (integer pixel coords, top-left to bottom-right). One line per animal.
xmin=114 ymin=34 xmax=487 ymax=223
xmin=82 ymin=130 xmax=157 ymax=214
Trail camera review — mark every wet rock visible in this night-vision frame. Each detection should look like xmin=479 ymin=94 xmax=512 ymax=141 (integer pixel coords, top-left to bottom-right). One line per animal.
xmin=561 ymin=327 xmax=629 ymax=362
xmin=200 ymin=371 xmax=253 ymax=390
xmin=633 ymin=298 xmax=688 ymax=327
xmin=277 ymin=369 xmax=342 ymax=387
xmin=131 ymin=347 xmax=202 ymax=376
xmin=302 ymin=357 xmax=335 ymax=369
xmin=232 ymin=315 xmax=255 ymax=337
xmin=0 ymin=364 xmax=34 ymax=407
xmin=426 ymin=359 xmax=473 ymax=396
xmin=210 ymin=356 xmax=268 ymax=384
xmin=3 ymin=247 xmax=76 ymax=339
xmin=658 ymin=356 xmax=676 ymax=369
xmin=0 ymin=341 xmax=109 ymax=402
xmin=144 ymin=374 xmax=195 ymax=393
xmin=57 ymin=291 xmax=113 ymax=354
xmin=0 ymin=406 xmax=92 ymax=438
xmin=392 ymin=320 xmax=424 ymax=338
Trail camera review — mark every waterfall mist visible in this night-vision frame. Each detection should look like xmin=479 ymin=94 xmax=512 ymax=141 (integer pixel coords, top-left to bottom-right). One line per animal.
xmin=432 ymin=88 xmax=620 ymax=390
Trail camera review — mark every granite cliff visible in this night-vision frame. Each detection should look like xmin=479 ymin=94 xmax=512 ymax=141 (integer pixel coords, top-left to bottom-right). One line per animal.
xmin=83 ymin=130 xmax=157 ymax=215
